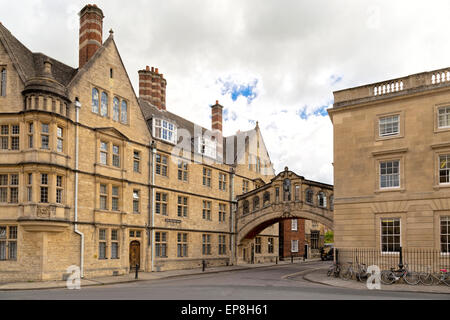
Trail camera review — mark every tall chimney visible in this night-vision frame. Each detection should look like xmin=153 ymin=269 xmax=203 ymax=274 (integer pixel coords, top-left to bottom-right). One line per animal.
xmin=138 ymin=66 xmax=167 ymax=110
xmin=79 ymin=4 xmax=104 ymax=69
xmin=211 ymin=100 xmax=223 ymax=132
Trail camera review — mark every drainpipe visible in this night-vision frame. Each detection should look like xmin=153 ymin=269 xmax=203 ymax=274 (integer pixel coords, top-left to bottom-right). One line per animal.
xmin=150 ymin=141 xmax=156 ymax=271
xmin=74 ymin=98 xmax=84 ymax=278
xmin=230 ymin=168 xmax=235 ymax=265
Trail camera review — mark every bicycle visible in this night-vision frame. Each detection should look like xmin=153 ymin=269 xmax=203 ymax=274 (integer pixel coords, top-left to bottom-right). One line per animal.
xmin=380 ymin=264 xmax=420 ymax=285
xmin=419 ymin=267 xmax=450 ymax=286
xmin=340 ymin=261 xmax=356 ymax=280
xmin=327 ymin=262 xmax=341 ymax=278
xmin=356 ymin=262 xmax=369 ymax=282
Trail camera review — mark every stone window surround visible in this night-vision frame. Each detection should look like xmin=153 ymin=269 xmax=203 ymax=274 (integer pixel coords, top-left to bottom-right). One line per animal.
xmin=372 ymin=148 xmax=407 ymax=193
xmin=375 ymin=212 xmax=406 ymax=255
xmin=91 ymin=85 xmax=129 ymax=125
xmin=375 ymin=110 xmax=404 ymax=141
xmin=96 ymin=135 xmax=125 ymax=170
xmin=97 ymin=228 xmax=121 ymax=260
xmin=434 ymin=102 xmax=450 ymax=133
xmin=96 ymin=181 xmax=123 ymax=213
xmin=431 ymin=143 xmax=450 ymax=190
xmin=0 ymin=66 xmax=6 ymax=97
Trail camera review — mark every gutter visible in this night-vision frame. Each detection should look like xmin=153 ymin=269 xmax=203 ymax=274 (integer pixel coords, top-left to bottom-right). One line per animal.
xmin=74 ymin=97 xmax=84 ymax=278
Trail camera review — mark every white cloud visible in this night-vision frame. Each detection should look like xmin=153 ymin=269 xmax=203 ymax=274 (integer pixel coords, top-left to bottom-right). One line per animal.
xmin=2 ymin=0 xmax=450 ymax=185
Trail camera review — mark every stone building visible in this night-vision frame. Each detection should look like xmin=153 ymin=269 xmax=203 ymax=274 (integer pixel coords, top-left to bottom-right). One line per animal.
xmin=329 ymin=68 xmax=450 ymax=257
xmin=0 ymin=4 xmax=277 ymax=281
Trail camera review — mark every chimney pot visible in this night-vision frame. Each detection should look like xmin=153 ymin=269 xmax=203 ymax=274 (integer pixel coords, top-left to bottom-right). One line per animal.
xmin=78 ymin=4 xmax=104 ymax=69
xmin=139 ymin=66 xmax=167 ymax=110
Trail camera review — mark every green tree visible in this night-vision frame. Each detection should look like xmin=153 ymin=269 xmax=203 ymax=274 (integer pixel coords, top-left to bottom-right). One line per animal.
xmin=324 ymin=231 xmax=334 ymax=243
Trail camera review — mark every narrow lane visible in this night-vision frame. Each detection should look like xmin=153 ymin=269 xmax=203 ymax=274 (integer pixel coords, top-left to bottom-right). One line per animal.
xmin=0 ymin=261 xmax=449 ymax=300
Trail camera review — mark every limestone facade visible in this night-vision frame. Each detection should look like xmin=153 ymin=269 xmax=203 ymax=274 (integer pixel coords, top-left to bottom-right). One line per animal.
xmin=329 ymin=68 xmax=450 ymax=256
xmin=0 ymin=4 xmax=278 ymax=281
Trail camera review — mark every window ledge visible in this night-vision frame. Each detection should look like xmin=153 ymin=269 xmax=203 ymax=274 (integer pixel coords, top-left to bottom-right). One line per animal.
xmin=434 ymin=184 xmax=450 ymax=190
xmin=372 ymin=148 xmax=408 ymax=157
xmin=375 ymin=187 xmax=405 ymax=194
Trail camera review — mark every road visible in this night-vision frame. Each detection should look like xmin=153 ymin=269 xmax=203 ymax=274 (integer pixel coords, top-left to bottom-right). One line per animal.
xmin=0 ymin=261 xmax=449 ymax=300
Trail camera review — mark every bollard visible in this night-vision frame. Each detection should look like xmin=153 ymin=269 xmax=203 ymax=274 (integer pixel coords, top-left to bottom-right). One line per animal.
xmin=202 ymin=260 xmax=206 ymax=272
xmin=135 ymin=264 xmax=139 ymax=279
xmin=291 ymin=254 xmax=293 ymax=264
xmin=276 ymin=256 xmax=278 ymax=264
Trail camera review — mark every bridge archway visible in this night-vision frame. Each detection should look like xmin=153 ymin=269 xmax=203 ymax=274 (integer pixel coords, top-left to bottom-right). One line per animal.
xmin=235 ymin=167 xmax=333 ymax=262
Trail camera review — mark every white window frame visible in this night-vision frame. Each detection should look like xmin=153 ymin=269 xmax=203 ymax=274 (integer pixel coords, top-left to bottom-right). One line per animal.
xmin=291 ymin=240 xmax=299 ymax=253
xmin=438 ymin=106 xmax=450 ymax=129
xmin=380 ymin=218 xmax=401 ymax=254
xmin=441 ymin=216 xmax=450 ymax=255
xmin=380 ymin=160 xmax=400 ymax=189
xmin=379 ymin=115 xmax=400 ymax=136
xmin=153 ymin=118 xmax=177 ymax=144
xmin=439 ymin=154 xmax=450 ymax=185
xmin=291 ymin=219 xmax=298 ymax=231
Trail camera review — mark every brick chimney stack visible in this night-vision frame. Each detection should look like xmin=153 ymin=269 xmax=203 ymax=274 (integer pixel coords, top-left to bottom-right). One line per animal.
xmin=211 ymin=100 xmax=223 ymax=132
xmin=79 ymin=4 xmax=104 ymax=69
xmin=138 ymin=66 xmax=167 ymax=110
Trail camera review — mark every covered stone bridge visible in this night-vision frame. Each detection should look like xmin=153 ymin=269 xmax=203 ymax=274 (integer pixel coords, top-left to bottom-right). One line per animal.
xmin=235 ymin=167 xmax=334 ymax=258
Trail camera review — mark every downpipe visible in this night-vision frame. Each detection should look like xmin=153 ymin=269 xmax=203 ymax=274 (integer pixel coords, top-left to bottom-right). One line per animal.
xmin=74 ymin=98 xmax=84 ymax=278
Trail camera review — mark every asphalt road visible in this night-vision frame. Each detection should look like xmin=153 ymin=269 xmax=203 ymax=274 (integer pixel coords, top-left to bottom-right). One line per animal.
xmin=1 ymin=261 xmax=449 ymax=300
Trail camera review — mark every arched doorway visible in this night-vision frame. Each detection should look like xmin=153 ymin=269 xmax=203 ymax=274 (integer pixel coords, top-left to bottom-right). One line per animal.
xmin=129 ymin=240 xmax=140 ymax=271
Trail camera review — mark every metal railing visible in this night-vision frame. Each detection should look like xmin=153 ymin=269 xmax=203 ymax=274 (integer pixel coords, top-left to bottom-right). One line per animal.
xmin=336 ymin=247 xmax=450 ymax=273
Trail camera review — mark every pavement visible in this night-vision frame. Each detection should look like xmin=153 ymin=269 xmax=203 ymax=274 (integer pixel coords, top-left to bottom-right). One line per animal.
xmin=0 ymin=258 xmax=311 ymax=291
xmin=1 ymin=258 xmax=450 ymax=295
xmin=300 ymin=267 xmax=450 ymax=295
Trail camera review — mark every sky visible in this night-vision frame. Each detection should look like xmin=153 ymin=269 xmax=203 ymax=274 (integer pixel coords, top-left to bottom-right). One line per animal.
xmin=2 ymin=0 xmax=450 ymax=184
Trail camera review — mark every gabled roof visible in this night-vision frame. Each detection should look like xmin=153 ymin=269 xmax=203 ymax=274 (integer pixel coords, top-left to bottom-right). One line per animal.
xmin=0 ymin=23 xmax=77 ymax=86
xmin=94 ymin=127 xmax=130 ymax=141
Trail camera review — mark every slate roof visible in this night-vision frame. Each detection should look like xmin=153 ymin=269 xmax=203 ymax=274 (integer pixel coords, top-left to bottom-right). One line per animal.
xmin=0 ymin=23 xmax=77 ymax=88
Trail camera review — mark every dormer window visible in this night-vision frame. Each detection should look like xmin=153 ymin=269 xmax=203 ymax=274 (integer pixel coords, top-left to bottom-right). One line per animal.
xmin=197 ymin=136 xmax=216 ymax=158
xmin=153 ymin=119 xmax=176 ymax=144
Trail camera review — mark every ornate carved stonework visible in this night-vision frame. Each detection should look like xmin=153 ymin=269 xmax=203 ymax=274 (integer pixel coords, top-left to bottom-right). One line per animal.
xmin=37 ymin=206 xmax=50 ymax=218
xmin=36 ymin=206 xmax=55 ymax=218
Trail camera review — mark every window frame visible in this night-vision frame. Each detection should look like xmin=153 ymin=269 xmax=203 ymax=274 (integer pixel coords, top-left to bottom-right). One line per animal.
xmin=153 ymin=118 xmax=177 ymax=144
xmin=0 ymin=225 xmax=17 ymax=261
xmin=379 ymin=160 xmax=401 ymax=189
xmin=380 ymin=218 xmax=401 ymax=254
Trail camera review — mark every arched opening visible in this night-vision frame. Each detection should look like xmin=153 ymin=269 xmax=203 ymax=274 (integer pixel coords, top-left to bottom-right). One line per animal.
xmin=129 ymin=240 xmax=140 ymax=270
xmin=243 ymin=200 xmax=249 ymax=215
xmin=318 ymin=191 xmax=327 ymax=208
xmin=263 ymin=191 xmax=270 ymax=207
xmin=305 ymin=189 xmax=314 ymax=205
xmin=253 ymin=196 xmax=260 ymax=211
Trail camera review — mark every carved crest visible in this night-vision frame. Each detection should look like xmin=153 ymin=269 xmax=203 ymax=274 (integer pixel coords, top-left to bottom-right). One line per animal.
xmin=37 ymin=206 xmax=50 ymax=218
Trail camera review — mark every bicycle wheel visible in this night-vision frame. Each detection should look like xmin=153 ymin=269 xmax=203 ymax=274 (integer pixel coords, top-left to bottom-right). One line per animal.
xmin=404 ymin=271 xmax=420 ymax=285
xmin=341 ymin=268 xmax=353 ymax=280
xmin=419 ymin=273 xmax=434 ymax=286
xmin=442 ymin=275 xmax=450 ymax=287
xmin=334 ymin=266 xmax=341 ymax=278
xmin=327 ymin=266 xmax=333 ymax=277
xmin=357 ymin=271 xmax=368 ymax=282
xmin=380 ymin=271 xmax=395 ymax=285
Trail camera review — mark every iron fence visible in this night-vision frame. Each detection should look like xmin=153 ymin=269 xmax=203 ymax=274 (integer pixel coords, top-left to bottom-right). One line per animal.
xmin=336 ymin=248 xmax=450 ymax=273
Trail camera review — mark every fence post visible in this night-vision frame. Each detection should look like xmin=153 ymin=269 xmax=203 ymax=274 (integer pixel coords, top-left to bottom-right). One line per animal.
xmin=398 ymin=246 xmax=403 ymax=269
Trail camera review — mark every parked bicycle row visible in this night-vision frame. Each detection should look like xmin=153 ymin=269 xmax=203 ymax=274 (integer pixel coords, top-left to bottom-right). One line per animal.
xmin=327 ymin=261 xmax=450 ymax=286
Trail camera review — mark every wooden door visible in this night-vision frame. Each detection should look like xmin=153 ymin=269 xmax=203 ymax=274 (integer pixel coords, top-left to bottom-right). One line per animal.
xmin=129 ymin=241 xmax=140 ymax=270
